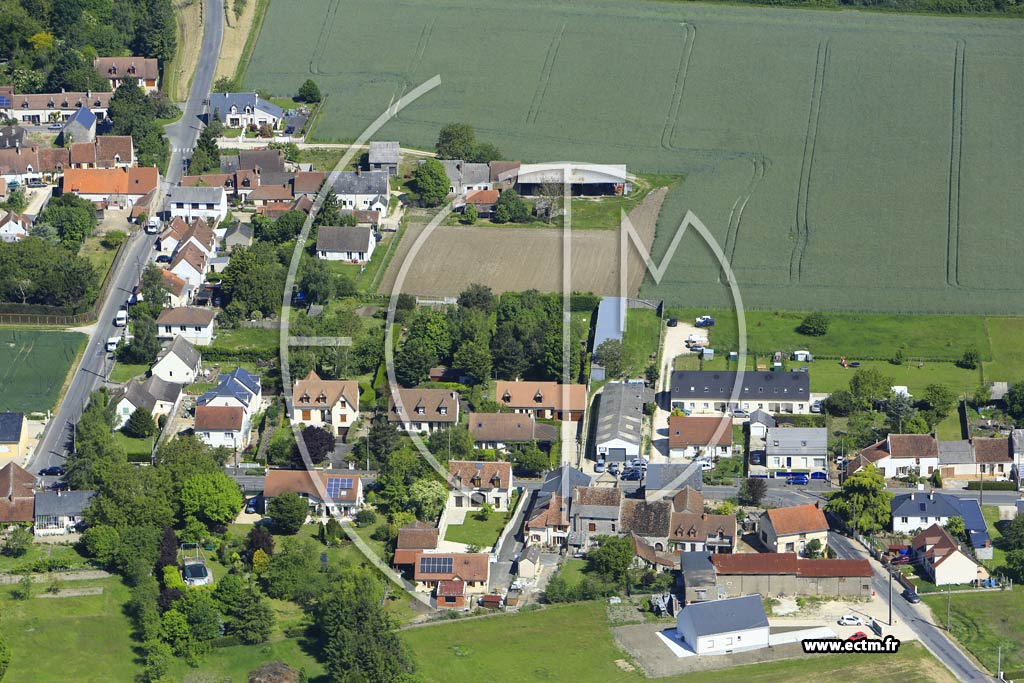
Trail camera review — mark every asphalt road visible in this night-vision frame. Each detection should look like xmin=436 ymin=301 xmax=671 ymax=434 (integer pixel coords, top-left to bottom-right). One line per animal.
xmin=29 ymin=0 xmax=224 ymax=477
xmin=829 ymin=531 xmax=994 ymax=682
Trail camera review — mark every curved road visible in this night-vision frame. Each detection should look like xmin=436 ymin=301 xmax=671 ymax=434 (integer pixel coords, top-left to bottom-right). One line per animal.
xmin=30 ymin=0 xmax=224 ymax=475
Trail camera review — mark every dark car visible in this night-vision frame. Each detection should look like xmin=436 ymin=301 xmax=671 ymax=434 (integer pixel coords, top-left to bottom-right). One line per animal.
xmin=902 ymin=588 xmax=921 ymax=604
xmin=155 ymin=254 xmax=172 ymax=264
xmin=39 ymin=466 xmax=65 ymax=477
xmin=607 ymin=462 xmax=620 ymax=476
xmin=785 ymin=473 xmax=810 ymax=486
xmin=27 ymin=180 xmax=46 ymax=188
xmin=621 ymin=468 xmax=643 ymax=481
xmin=666 ymin=318 xmax=678 ymax=327
xmin=285 ymin=125 xmax=296 ymax=135
xmin=695 ymin=315 xmax=715 ymax=328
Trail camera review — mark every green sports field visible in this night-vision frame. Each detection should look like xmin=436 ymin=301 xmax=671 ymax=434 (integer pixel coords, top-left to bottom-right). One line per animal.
xmin=0 ymin=329 xmax=86 ymax=413
xmin=245 ymin=0 xmax=1024 ymax=313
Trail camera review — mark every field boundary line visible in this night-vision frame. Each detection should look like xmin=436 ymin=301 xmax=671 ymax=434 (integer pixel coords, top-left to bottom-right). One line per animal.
xmin=661 ymin=21 xmax=696 ymax=151
xmin=308 ymin=0 xmax=340 ymax=76
xmin=525 ymin=22 xmax=566 ymax=126
xmin=392 ymin=18 xmax=436 ymax=119
xmin=232 ymin=0 xmax=269 ymax=85
xmin=946 ymin=39 xmax=966 ymax=288
xmin=791 ymin=38 xmax=828 ymax=283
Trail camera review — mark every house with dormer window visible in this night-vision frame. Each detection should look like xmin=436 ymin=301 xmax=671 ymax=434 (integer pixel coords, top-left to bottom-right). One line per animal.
xmin=494 ymin=380 xmax=586 ymax=421
xmin=387 ymin=388 xmax=459 ymax=434
xmin=93 ymin=57 xmax=160 ymax=93
xmin=291 ymin=370 xmax=360 ymax=436
xmin=447 ymin=460 xmax=514 ymax=511
xmin=208 ymin=93 xmax=283 ymax=130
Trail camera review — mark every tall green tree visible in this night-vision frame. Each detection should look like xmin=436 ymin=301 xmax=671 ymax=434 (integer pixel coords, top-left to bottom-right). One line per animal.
xmin=407 ymin=478 xmax=447 ymax=521
xmin=436 ymin=123 xmax=476 ymax=160
xmin=493 ymin=189 xmax=530 ymax=224
xmin=586 ymin=535 xmax=634 ymax=584
xmin=123 ymin=407 xmax=156 ymax=438
xmin=297 ymin=79 xmax=322 ymax=103
xmin=180 ymin=472 xmax=244 ymax=527
xmin=453 ymin=338 xmax=492 ymax=385
xmin=412 ymin=158 xmax=449 ymax=207
xmin=825 ymin=463 xmax=893 ymax=534
xmin=594 ymin=339 xmax=625 ymax=378
xmin=457 ymin=283 xmax=494 ymax=313
xmin=394 ymin=337 xmax=437 ymax=388
xmin=848 ymin=367 xmax=894 ymax=408
xmin=268 ymin=492 xmax=308 ymax=535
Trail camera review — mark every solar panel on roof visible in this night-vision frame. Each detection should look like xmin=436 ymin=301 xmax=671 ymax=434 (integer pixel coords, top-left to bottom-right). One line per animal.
xmin=325 ymin=477 xmax=354 ymax=498
xmin=0 ymin=97 xmax=10 ymax=108
xmin=419 ymin=556 xmax=453 ymax=574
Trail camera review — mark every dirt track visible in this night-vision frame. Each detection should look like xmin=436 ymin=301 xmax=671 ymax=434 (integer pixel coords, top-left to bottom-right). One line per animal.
xmin=377 ymin=187 xmax=667 ymax=297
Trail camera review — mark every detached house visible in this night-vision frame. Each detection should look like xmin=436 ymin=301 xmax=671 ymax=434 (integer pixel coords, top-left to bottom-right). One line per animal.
xmin=675 ymin=595 xmax=770 ymax=655
xmin=854 ymin=434 xmax=939 ymax=479
xmin=890 ymin=491 xmax=965 ymax=534
xmin=761 ymin=427 xmax=828 ymax=479
xmin=156 ymin=307 xmax=217 ymax=346
xmin=495 ymin=380 xmax=586 ymax=421
xmin=62 ymin=106 xmax=96 ymax=144
xmin=367 ymin=141 xmax=400 ymax=176
xmin=151 ymin=336 xmax=201 ymax=384
xmin=911 ymin=524 xmax=987 ymax=586
xmin=668 ymin=416 xmax=733 ymax=459
xmin=332 ymin=171 xmax=389 ymax=212
xmin=159 ymin=269 xmax=193 ymax=308
xmin=315 ymin=226 xmax=376 ymax=263
xmin=208 ymin=93 xmax=283 ymax=129
xmin=411 ymin=552 xmax=491 ymax=604
xmin=263 ymin=470 xmax=363 ymax=517
xmin=34 ymin=490 xmax=97 ymax=537
xmin=197 ymin=367 xmax=262 ymax=416
xmin=195 ymin=405 xmax=250 ymax=451
xmin=448 ymin=460 xmax=514 ymax=511
xmin=168 ymin=242 xmax=209 ymax=288
xmin=387 ymin=388 xmax=459 ymax=434
xmin=291 ymin=370 xmax=360 ymax=437
xmin=111 ymin=375 xmax=182 ymax=429
xmin=94 ymin=57 xmax=160 ymax=92
xmin=759 ymin=502 xmax=829 ymax=555
xmin=156 ymin=217 xmax=190 ymax=254
xmin=393 ymin=521 xmax=440 ymax=572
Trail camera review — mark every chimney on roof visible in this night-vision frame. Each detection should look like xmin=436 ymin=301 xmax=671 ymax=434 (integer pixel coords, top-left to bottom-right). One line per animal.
xmin=815 ymin=500 xmax=822 ymax=509
xmin=356 ymin=167 xmax=361 ymax=176
xmin=928 ymin=492 xmax=934 ymax=501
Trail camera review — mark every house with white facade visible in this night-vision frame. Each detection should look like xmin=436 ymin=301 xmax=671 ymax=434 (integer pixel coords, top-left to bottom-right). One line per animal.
xmin=34 ymin=490 xmax=97 ymax=537
xmin=197 ymin=367 xmax=262 ymax=417
xmin=168 ymin=242 xmax=209 ymax=288
xmin=670 ymin=371 xmax=812 ymax=415
xmin=759 ymin=502 xmax=829 ymax=555
xmin=853 ymin=434 xmax=940 ymax=480
xmin=167 ymin=186 xmax=228 ymax=223
xmin=159 ymin=269 xmax=194 ymax=308
xmin=291 ymin=370 xmax=360 ymax=437
xmin=111 ymin=375 xmax=182 ymax=429
xmin=156 ymin=307 xmax=217 ymax=346
xmin=195 ymin=405 xmax=250 ymax=451
xmin=668 ymin=416 xmax=733 ymax=459
xmin=675 ymin=595 xmax=770 ymax=655
xmin=468 ymin=412 xmax=558 ymax=451
xmin=315 ymin=225 xmax=376 ymax=263
xmin=0 ymin=211 xmax=30 ymax=243
xmin=387 ymin=388 xmax=459 ymax=434
xmin=0 ymin=87 xmax=111 ymax=126
xmin=447 ymin=460 xmax=514 ymax=511
xmin=911 ymin=524 xmax=987 ymax=586
xmin=760 ymin=427 xmax=828 ymax=479
xmin=94 ymin=57 xmax=160 ymax=93
xmin=890 ymin=491 xmax=964 ymax=534
xmin=151 ymin=336 xmax=201 ymax=384
xmin=332 ymin=171 xmax=389 ymax=211
xmin=61 ymin=166 xmax=159 ymax=208
xmin=208 ymin=93 xmax=283 ymax=129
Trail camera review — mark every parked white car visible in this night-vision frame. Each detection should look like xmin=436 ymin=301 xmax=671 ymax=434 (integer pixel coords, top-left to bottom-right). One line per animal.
xmin=837 ymin=615 xmax=863 ymax=626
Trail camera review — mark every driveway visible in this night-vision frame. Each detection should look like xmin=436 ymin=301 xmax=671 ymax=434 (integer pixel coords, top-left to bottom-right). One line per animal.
xmin=650 ymin=320 xmax=700 ymax=460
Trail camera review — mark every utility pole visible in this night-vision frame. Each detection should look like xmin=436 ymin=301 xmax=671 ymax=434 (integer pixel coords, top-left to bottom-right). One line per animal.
xmin=980 ymin=463 xmax=985 ymax=507
xmin=888 ymin=568 xmax=893 ymax=626
xmin=946 ymin=584 xmax=951 ymax=631
xmin=998 ymin=645 xmax=1002 ymax=680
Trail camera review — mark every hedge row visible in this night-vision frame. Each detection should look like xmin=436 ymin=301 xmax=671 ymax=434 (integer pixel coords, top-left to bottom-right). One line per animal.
xmin=964 ymin=480 xmax=1017 ymax=491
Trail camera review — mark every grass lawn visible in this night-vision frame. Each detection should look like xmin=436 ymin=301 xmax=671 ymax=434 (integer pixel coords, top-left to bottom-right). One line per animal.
xmin=0 ymin=539 xmax=92 ymax=574
xmin=0 ymin=578 xmax=141 ymax=683
xmin=113 ymin=431 xmax=154 ymax=461
xmin=297 ymin=147 xmax=360 ymax=172
xmin=622 ymin=308 xmax=661 ymax=377
xmin=935 ymin=411 xmax=965 ymax=440
xmin=0 ymin=329 xmax=87 ymax=413
xmin=109 ymin=362 xmax=149 ymax=383
xmin=403 ymin=600 xmax=956 ymax=683
xmin=214 ymin=326 xmax=279 ymax=350
xmin=922 ymin=587 xmax=1024 ymax=677
xmin=984 ymin=317 xmax=1024 ymax=380
xmin=805 ymin=358 xmax=980 ymax=397
xmin=443 ymin=503 xmax=516 ymax=549
xmin=981 ymin=505 xmax=1008 ymax=572
xmin=78 ymin=235 xmax=119 ymax=285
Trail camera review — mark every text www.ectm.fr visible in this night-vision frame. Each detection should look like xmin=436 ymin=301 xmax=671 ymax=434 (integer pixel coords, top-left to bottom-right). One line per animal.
xmin=802 ymin=636 xmax=901 ymax=654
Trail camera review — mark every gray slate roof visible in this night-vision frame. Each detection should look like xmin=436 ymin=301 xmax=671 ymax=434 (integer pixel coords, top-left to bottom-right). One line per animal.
xmin=645 ymin=462 xmax=703 ymax=493
xmin=678 ymin=594 xmax=769 ymax=636
xmin=156 ymin=336 xmax=201 ymax=371
xmin=593 ymin=297 xmax=625 ymax=352
xmin=595 ymin=382 xmax=653 ymax=447
xmin=765 ymin=427 xmax=827 ymax=456
xmin=748 ymin=409 xmax=776 ymax=427
xmin=891 ymin=492 xmax=962 ymax=520
xmin=316 ymin=226 xmax=373 ymax=253
xmin=540 ymin=466 xmax=592 ymax=500
xmin=198 ymin=367 xmax=260 ymax=408
xmin=34 ymin=490 xmax=97 ymax=517
xmin=0 ymin=126 xmax=26 ymax=150
xmin=169 ymin=185 xmax=224 ymax=204
xmin=0 ymin=412 xmax=23 ymax=443
xmin=938 ymin=439 xmax=973 ymax=465
xmin=368 ymin=141 xmax=400 ymax=165
xmin=671 ymin=370 xmax=809 ymax=402
xmin=225 ymin=222 xmax=253 ymax=243
xmin=65 ymin=106 xmax=96 ymax=130
xmin=332 ymin=171 xmax=389 ymax=196
xmin=116 ymin=376 xmax=182 ymax=412
xmin=209 ymin=92 xmax=284 ymax=120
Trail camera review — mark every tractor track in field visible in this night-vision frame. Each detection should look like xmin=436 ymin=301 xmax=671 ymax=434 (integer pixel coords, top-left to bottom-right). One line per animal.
xmin=525 ymin=22 xmax=566 ymax=126
xmin=946 ymin=39 xmax=966 ymax=288
xmin=394 ymin=18 xmax=436 ymax=118
xmin=308 ymin=0 xmax=341 ymax=75
xmin=791 ymin=38 xmax=829 ymax=283
xmin=722 ymin=154 xmax=768 ymax=275
xmin=661 ymin=21 xmax=697 ymax=152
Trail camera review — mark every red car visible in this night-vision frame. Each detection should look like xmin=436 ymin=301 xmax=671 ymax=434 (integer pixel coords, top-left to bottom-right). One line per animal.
xmin=848 ymin=632 xmax=868 ymax=642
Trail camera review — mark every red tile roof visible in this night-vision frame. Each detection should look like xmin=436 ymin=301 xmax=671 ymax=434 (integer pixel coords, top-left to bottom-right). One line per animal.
xmin=292 ymin=370 xmax=359 ymax=411
xmin=763 ymin=503 xmax=829 ymax=536
xmin=396 ymin=521 xmax=439 ymax=550
xmin=527 ymin=495 xmax=568 ymax=529
xmin=668 ymin=416 xmax=732 ymax=449
xmin=436 ymin=579 xmax=466 ymax=597
xmin=412 ymin=552 xmax=489 ymax=582
xmin=0 ymin=462 xmax=35 ymax=523
xmin=62 ymin=166 xmax=158 ymax=197
xmin=466 ymin=189 xmax=499 ymax=205
xmin=194 ymin=405 xmax=244 ymax=431
xmin=887 ymin=434 xmax=939 ymax=459
xmin=973 ymin=438 xmax=1011 ymax=463
xmin=263 ymin=470 xmax=362 ymax=504
xmin=495 ymin=381 xmax=586 ymax=413
xmin=710 ymin=553 xmax=871 ymax=577
xmin=156 ymin=306 xmax=216 ymax=326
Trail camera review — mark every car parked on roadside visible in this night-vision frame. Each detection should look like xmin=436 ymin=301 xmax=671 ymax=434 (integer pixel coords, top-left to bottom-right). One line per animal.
xmin=902 ymin=588 xmax=921 ymax=604
xmin=608 ymin=462 xmax=620 ymax=476
xmin=785 ymin=473 xmax=810 ymax=486
xmin=837 ymin=615 xmax=863 ymax=626
xmin=47 ymin=123 xmax=63 ymax=130
xmin=39 ymin=466 xmax=65 ymax=477
xmin=155 ymin=254 xmax=172 ymax=264
xmin=847 ymin=631 xmax=868 ymax=642
xmin=621 ymin=469 xmax=643 ymax=481
xmin=666 ymin=318 xmax=678 ymax=327
xmin=27 ymin=179 xmax=46 ymax=188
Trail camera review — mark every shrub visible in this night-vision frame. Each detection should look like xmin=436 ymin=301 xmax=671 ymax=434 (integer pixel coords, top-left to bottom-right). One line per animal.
xmin=797 ymin=312 xmax=829 ymax=336
xmin=957 ymin=348 xmax=980 ymax=369
xmin=965 ymin=480 xmax=1016 ymax=491
xmin=355 ymin=509 xmax=377 ymax=526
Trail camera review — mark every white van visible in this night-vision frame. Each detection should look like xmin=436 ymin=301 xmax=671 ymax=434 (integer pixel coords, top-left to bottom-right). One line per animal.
xmin=145 ymin=217 xmax=161 ymax=234
xmin=106 ymin=337 xmax=121 ymax=353
xmin=114 ymin=310 xmax=128 ymax=327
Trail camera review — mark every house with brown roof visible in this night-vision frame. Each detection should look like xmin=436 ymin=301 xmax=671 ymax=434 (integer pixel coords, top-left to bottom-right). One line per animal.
xmin=572 ymin=486 xmax=621 ymax=546
xmin=393 ymin=520 xmax=440 ymax=569
xmin=668 ymin=487 xmax=736 ymax=554
xmin=411 ymin=552 xmax=490 ymax=598
xmin=158 ymin=269 xmax=193 ymax=308
xmin=291 ymin=370 xmax=360 ymax=436
xmin=247 ymin=183 xmax=295 ymax=206
xmin=495 ymin=380 xmax=586 ymax=421
xmin=156 ymin=307 xmax=217 ymax=346
xmin=156 ymin=217 xmax=190 ymax=254
xmin=0 ymin=87 xmax=112 ymax=127
xmin=0 ymin=462 xmax=36 ymax=524
xmin=910 ymin=524 xmax=986 ymax=586
xmin=387 ymin=388 xmax=459 ymax=434
xmin=937 ymin=437 xmax=1013 ymax=484
xmin=168 ymin=242 xmax=209 ymax=288
xmin=463 ymin=189 xmax=499 ymax=218
xmin=854 ymin=434 xmax=939 ymax=479
xmin=703 ymin=552 xmax=873 ymax=599
xmin=292 ymin=171 xmax=326 ymax=196
xmin=94 ymin=57 xmax=160 ymax=92
xmin=182 ymin=169 xmax=261 ymax=200
xmin=68 ymin=136 xmax=135 ymax=169
xmin=179 ymin=218 xmax=218 ymax=258
xmin=759 ymin=502 xmax=829 ymax=555
xmin=668 ymin=416 xmax=733 ymax=459
xmin=61 ymin=166 xmax=159 ymax=208
xmin=619 ymin=498 xmax=673 ymax=551
xmin=448 ymin=460 xmax=514 ymax=511
xmin=195 ymin=405 xmax=250 ymax=451
xmin=263 ymin=470 xmax=363 ymax=517
xmin=0 ymin=211 xmax=30 ymax=243
xmin=525 ymin=494 xmax=569 ymax=547
xmin=468 ymin=412 xmax=558 ymax=451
